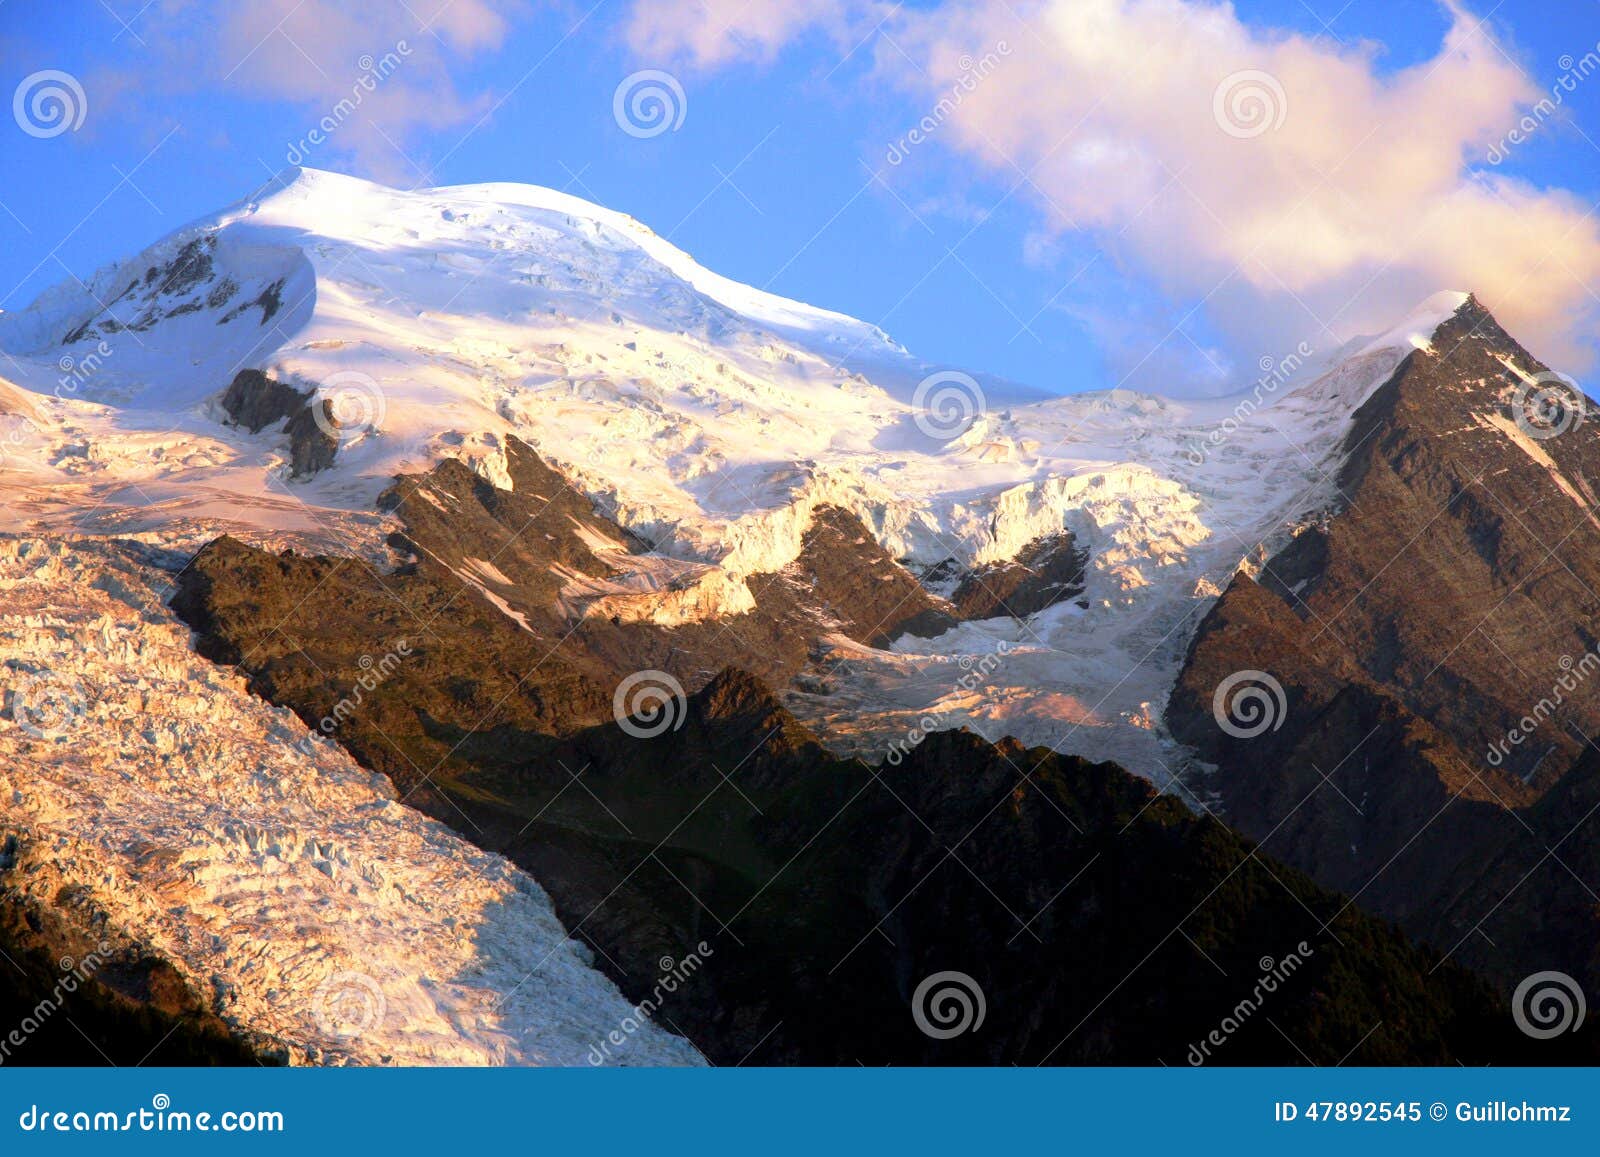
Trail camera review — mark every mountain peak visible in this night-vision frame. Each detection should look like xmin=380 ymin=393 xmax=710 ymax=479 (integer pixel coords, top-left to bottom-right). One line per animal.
xmin=1422 ymin=288 xmax=1473 ymax=314
xmin=1340 ymin=289 xmax=1472 ymax=362
xmin=0 ymin=170 xmax=1566 ymax=787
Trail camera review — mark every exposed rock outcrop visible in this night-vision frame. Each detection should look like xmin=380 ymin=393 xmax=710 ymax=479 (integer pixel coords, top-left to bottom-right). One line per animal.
xmin=176 ymin=523 xmax=1577 ymax=1064
xmin=1168 ymin=296 xmax=1600 ymax=996
xmin=950 ymin=530 xmax=1088 ymax=620
xmin=219 ymin=369 xmax=338 ymax=477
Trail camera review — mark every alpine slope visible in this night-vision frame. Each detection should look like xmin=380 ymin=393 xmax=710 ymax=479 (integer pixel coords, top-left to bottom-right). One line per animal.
xmin=0 ymin=165 xmax=1470 ymax=784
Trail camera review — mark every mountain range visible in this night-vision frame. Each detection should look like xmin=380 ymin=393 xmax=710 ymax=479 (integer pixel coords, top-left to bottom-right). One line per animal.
xmin=0 ymin=167 xmax=1595 ymax=1065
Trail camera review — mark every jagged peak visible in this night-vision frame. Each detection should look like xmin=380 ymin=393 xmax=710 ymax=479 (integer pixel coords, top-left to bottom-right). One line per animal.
xmin=1346 ymin=290 xmax=1473 ymax=360
xmin=695 ymin=666 xmax=799 ymax=723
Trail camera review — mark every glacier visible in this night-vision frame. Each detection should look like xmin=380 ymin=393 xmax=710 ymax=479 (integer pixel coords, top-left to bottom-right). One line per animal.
xmin=0 ymin=165 xmax=1467 ymax=786
xmin=0 ymin=535 xmax=703 ymax=1066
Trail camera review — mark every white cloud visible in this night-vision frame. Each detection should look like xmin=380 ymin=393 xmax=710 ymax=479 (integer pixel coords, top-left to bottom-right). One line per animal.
xmin=625 ymin=0 xmax=1600 ymax=387
xmin=91 ymin=0 xmax=522 ymax=182
xmin=623 ymin=0 xmax=870 ymax=68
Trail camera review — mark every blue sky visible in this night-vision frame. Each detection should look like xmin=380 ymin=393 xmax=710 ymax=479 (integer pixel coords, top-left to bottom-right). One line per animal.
xmin=1 ymin=0 xmax=1597 ymax=396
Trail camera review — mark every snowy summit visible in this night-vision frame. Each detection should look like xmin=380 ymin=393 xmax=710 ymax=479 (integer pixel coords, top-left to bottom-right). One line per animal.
xmin=0 ymin=167 xmax=1470 ymax=777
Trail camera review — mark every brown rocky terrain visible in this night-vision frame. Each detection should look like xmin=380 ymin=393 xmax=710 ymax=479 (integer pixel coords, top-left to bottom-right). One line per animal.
xmin=169 ymin=437 xmax=1590 ymax=1064
xmin=218 ymin=368 xmax=338 ymax=477
xmin=1168 ymin=296 xmax=1600 ymax=996
xmin=950 ymin=531 xmax=1089 ymax=620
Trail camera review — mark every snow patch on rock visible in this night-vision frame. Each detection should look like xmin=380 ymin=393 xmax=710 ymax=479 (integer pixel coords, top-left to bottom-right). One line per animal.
xmin=0 ymin=166 xmax=1475 ymax=778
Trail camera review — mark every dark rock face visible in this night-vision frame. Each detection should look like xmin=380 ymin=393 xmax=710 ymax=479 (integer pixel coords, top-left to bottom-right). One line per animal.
xmin=1248 ymin=299 xmax=1600 ymax=788
xmin=378 ymin=436 xmax=649 ymax=614
xmin=60 ymin=236 xmax=295 ymax=345
xmin=472 ymin=686 xmax=1543 ymax=1066
xmin=1429 ymin=746 xmax=1600 ymax=989
xmin=219 ymin=369 xmax=307 ymax=433
xmin=951 ymin=531 xmax=1088 ymax=620
xmin=219 ymin=369 xmax=338 ymax=477
xmin=217 ymin=280 xmax=285 ymax=326
xmin=170 ymin=533 xmax=615 ymax=791
xmin=1168 ymin=296 xmax=1600 ymax=997
xmin=377 ymin=438 xmax=956 ymax=688
xmin=174 ymin=482 xmax=1573 ymax=1063
xmin=169 ymin=443 xmax=963 ymax=794
xmin=774 ymin=504 xmax=958 ymax=646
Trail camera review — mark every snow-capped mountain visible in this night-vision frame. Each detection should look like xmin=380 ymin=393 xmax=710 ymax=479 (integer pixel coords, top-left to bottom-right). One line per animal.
xmin=0 ymin=167 xmax=1469 ymax=781
xmin=1167 ymin=294 xmax=1600 ymax=1001
xmin=7 ymin=165 xmax=1598 ymax=1069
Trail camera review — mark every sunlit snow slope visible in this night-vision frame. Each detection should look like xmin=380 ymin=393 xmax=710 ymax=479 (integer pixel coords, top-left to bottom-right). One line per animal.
xmin=0 ymin=166 xmax=1469 ymax=777
xmin=0 ymin=536 xmax=703 ymax=1066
